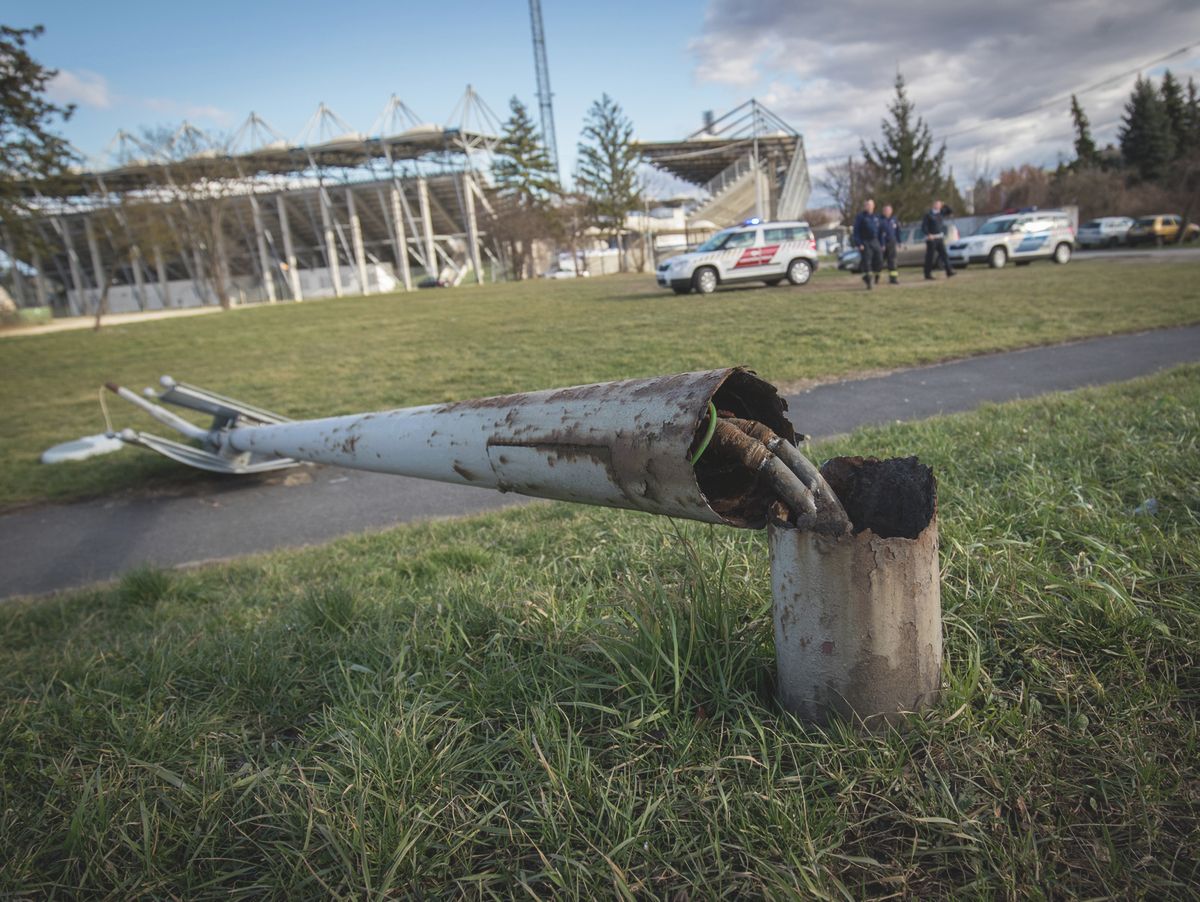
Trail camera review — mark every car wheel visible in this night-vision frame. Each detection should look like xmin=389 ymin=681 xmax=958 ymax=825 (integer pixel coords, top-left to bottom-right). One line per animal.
xmin=672 ymin=286 xmax=690 ymax=295
xmin=693 ymin=266 xmax=718 ymax=295
xmin=1053 ymin=243 xmax=1072 ymax=264
xmin=786 ymin=258 xmax=813 ymax=286
xmin=988 ymin=246 xmax=1007 ymax=269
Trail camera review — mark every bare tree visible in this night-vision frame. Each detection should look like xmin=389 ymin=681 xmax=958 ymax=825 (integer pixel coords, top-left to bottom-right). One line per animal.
xmin=137 ymin=124 xmax=240 ymax=309
xmin=816 ymin=157 xmax=876 ymax=224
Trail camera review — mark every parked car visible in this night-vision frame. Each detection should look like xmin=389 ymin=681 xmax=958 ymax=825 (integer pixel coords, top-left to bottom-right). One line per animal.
xmin=1125 ymin=214 xmax=1200 ymax=247
xmin=947 ymin=211 xmax=1074 ymax=269
xmin=1076 ymin=216 xmax=1134 ymax=248
xmin=656 ymin=219 xmax=819 ymax=294
xmin=836 ymin=221 xmax=962 ymax=272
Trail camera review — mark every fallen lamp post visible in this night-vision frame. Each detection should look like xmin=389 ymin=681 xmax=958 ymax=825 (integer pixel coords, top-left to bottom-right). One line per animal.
xmin=69 ymin=368 xmax=942 ymax=727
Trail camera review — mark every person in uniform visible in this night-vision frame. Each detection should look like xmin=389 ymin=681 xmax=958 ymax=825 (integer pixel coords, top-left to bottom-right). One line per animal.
xmin=922 ymin=200 xmax=956 ymax=280
xmin=880 ymin=204 xmax=901 ymax=284
xmin=852 ymin=198 xmax=883 ymax=290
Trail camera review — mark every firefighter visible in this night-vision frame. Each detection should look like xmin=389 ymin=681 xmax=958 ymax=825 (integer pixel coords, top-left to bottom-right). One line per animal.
xmin=922 ymin=200 xmax=956 ymax=280
xmin=852 ymin=198 xmax=883 ymax=290
xmin=880 ymin=204 xmax=900 ymax=284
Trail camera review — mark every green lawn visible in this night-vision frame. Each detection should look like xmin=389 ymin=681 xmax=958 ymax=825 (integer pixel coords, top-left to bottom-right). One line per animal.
xmin=1 ymin=367 xmax=1197 ymax=897
xmin=2 ymin=257 xmax=1199 ymax=510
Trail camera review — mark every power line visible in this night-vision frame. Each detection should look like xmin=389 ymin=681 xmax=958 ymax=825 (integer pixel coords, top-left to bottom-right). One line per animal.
xmin=941 ymin=40 xmax=1200 ymax=141
xmin=804 ymin=39 xmax=1199 ymax=167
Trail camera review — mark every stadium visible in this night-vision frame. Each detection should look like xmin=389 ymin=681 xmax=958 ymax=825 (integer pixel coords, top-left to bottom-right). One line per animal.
xmin=8 ymin=90 xmax=810 ymax=316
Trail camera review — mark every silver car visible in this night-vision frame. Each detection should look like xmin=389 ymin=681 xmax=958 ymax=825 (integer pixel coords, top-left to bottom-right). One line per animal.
xmin=1076 ymin=216 xmax=1134 ymax=249
xmin=836 ymin=221 xmax=961 ymax=271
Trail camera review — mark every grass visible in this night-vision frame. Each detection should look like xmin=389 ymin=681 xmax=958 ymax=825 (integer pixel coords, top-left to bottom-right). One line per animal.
xmin=1 ymin=365 xmax=1197 ymax=897
xmin=1 ymin=256 xmax=1199 ymax=510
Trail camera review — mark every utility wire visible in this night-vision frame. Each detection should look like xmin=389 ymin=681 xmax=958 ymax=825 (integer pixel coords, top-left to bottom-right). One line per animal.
xmin=941 ymin=40 xmax=1200 ymax=141
xmin=803 ymin=39 xmax=1199 ymax=166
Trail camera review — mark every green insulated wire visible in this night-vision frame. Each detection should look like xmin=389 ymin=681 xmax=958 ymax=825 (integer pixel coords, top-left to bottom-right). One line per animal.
xmin=690 ymin=401 xmax=718 ymax=466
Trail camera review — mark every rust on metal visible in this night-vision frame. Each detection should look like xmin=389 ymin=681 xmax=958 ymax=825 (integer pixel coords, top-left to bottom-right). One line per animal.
xmin=770 ymin=456 xmax=941 ymax=728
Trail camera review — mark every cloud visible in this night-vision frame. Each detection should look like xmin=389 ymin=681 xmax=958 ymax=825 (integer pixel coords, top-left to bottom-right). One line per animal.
xmin=143 ymin=98 xmax=235 ymax=126
xmin=47 ymin=69 xmax=112 ymax=109
xmin=690 ymin=0 xmax=1200 ymax=191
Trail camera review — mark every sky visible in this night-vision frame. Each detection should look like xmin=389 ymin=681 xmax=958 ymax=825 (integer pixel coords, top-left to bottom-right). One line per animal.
xmin=11 ymin=0 xmax=1200 ymax=204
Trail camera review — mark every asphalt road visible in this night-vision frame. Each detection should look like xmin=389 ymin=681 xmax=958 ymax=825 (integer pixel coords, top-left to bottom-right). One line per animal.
xmin=3 ymin=323 xmax=1199 ymax=600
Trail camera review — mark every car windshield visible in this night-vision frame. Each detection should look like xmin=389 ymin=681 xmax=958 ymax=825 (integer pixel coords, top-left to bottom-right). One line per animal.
xmin=696 ymin=231 xmax=734 ymax=252
xmin=1082 ymin=220 xmax=1100 ymax=228
xmin=1136 ymin=217 xmax=1156 ymax=227
xmin=978 ymin=218 xmax=1017 ymax=234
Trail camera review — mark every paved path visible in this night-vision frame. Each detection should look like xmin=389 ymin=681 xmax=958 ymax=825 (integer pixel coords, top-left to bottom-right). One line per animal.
xmin=3 ymin=324 xmax=1198 ymax=600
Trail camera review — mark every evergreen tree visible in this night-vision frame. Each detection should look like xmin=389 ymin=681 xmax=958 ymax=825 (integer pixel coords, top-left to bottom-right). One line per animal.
xmin=489 ymin=97 xmax=560 ymax=280
xmin=1160 ymin=70 xmax=1186 ymax=160
xmin=1187 ymin=77 xmax=1200 ymax=147
xmin=494 ymin=97 xmax=559 ymax=209
xmin=860 ymin=74 xmax=955 ymax=219
xmin=575 ymin=94 xmax=641 ymax=264
xmin=1120 ymin=75 xmax=1174 ymax=181
xmin=1070 ymin=94 xmax=1098 ymax=168
xmin=0 ymin=25 xmax=77 ymax=225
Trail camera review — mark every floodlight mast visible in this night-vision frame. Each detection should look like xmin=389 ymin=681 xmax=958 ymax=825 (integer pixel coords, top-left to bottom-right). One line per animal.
xmin=529 ymin=0 xmax=560 ymax=182
xmin=99 ymin=370 xmax=942 ymax=727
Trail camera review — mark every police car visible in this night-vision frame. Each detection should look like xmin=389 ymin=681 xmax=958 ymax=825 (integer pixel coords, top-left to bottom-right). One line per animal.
xmin=656 ymin=219 xmax=819 ymax=295
xmin=947 ymin=211 xmax=1075 ymax=269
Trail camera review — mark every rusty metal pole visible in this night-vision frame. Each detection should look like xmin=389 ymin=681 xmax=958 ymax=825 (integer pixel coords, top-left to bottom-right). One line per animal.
xmin=769 ymin=456 xmax=941 ymax=727
xmin=90 ymin=371 xmax=943 ymax=727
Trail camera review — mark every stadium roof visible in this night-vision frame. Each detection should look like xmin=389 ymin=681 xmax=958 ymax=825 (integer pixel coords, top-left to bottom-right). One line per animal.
xmin=636 ymin=99 xmax=802 ymax=186
xmin=29 ymin=89 xmax=501 ymax=198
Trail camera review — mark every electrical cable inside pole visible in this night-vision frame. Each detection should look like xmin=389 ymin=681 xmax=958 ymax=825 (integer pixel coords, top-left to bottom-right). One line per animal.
xmin=701 ymin=413 xmax=850 ymax=535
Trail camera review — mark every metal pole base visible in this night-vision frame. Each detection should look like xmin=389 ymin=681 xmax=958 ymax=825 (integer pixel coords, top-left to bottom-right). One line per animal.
xmin=770 ymin=456 xmax=941 ymax=728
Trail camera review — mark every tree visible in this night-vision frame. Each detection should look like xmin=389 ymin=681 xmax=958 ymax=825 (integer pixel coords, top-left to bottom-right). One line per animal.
xmin=134 ymin=124 xmax=242 ymax=309
xmin=490 ymin=97 xmax=560 ymax=280
xmin=1070 ymin=94 xmax=1098 ymax=169
xmin=860 ymin=74 xmax=956 ymax=219
xmin=86 ymin=194 xmax=180 ymax=328
xmin=1120 ymin=75 xmax=1174 ymax=181
xmin=1186 ymin=77 xmax=1200 ymax=149
xmin=816 ymin=156 xmax=876 ymax=224
xmin=494 ymin=97 xmax=558 ymax=206
xmin=0 ymin=25 xmax=77 ymax=228
xmin=1160 ymin=70 xmax=1186 ymax=160
xmin=575 ymin=94 xmax=640 ymax=270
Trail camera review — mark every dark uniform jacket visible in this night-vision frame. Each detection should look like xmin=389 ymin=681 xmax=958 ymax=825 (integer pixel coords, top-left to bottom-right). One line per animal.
xmin=921 ymin=209 xmax=947 ymax=240
xmin=880 ymin=215 xmax=900 ymax=245
xmin=852 ymin=210 xmax=881 ymax=246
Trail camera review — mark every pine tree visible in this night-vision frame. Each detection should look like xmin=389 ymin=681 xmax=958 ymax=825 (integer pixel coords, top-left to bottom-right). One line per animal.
xmin=494 ymin=97 xmax=559 ymax=210
xmin=1160 ymin=70 xmax=1185 ymax=160
xmin=1120 ymin=75 xmax=1174 ymax=181
xmin=575 ymin=94 xmax=641 ymax=265
xmin=1187 ymin=78 xmax=1200 ymax=147
xmin=489 ymin=97 xmax=560 ymax=280
xmin=1 ymin=25 xmax=77 ymax=225
xmin=860 ymin=74 xmax=955 ymax=219
xmin=1070 ymin=94 xmax=1098 ymax=168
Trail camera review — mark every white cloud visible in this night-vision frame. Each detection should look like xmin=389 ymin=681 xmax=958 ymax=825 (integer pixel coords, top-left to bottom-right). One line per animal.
xmin=690 ymin=0 xmax=1200 ymax=194
xmin=143 ymin=98 xmax=234 ymax=126
xmin=47 ymin=69 xmax=112 ymax=109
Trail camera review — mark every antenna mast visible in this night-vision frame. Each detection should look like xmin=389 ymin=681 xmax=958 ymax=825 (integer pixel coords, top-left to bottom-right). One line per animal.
xmin=528 ymin=0 xmax=560 ymax=181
